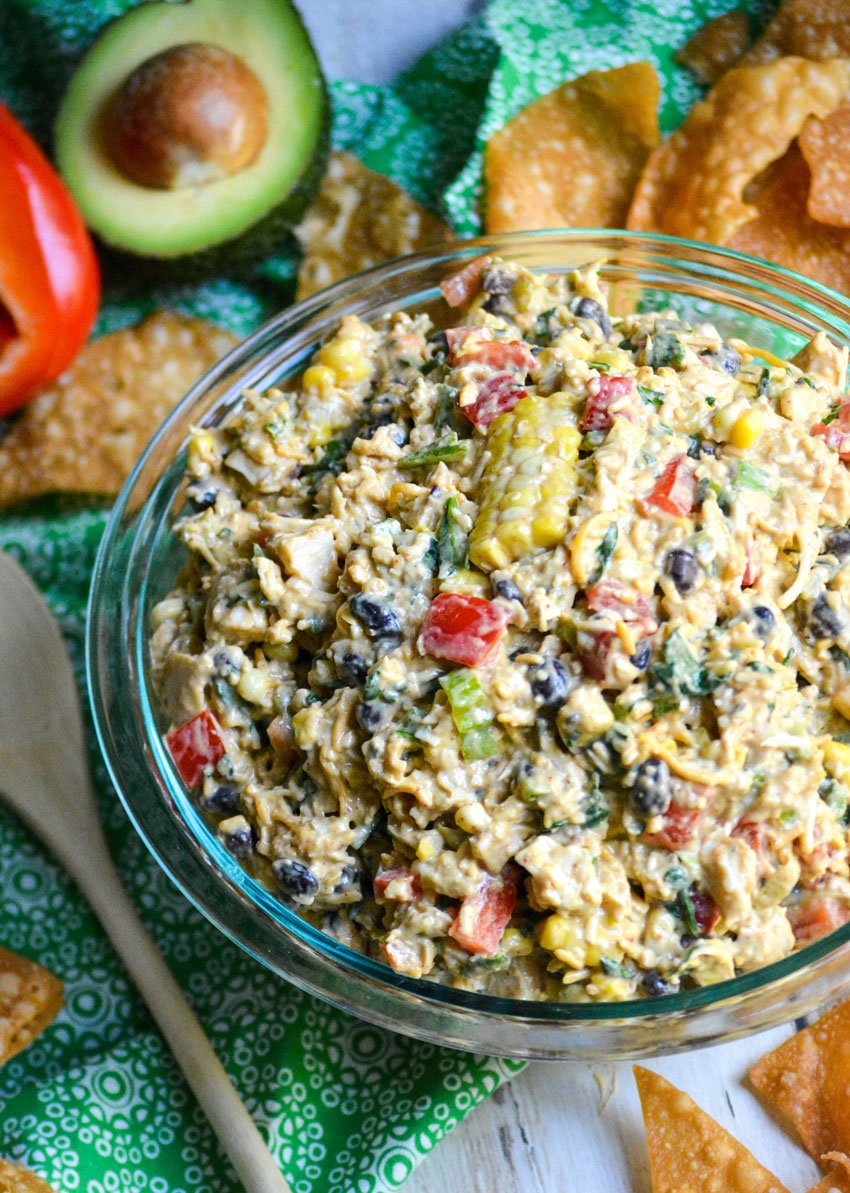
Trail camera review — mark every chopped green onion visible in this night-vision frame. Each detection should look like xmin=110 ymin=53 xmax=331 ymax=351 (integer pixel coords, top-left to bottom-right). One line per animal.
xmin=590 ymin=521 xmax=618 ymax=583
xmin=677 ymin=888 xmax=699 ymax=937
xmin=399 ymin=433 xmax=468 ymax=470
xmin=756 ymin=367 xmax=771 ymax=398
xmin=736 ymin=461 xmax=778 ymax=496
xmin=438 ymin=495 xmax=465 ymax=577
xmin=637 ymin=384 xmax=663 ymax=408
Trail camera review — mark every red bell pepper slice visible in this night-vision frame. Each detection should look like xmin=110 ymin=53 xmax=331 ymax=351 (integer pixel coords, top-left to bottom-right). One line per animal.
xmin=444 ymin=325 xmax=492 ymax=354
xmin=166 ymin=708 xmax=226 ymax=789
xmin=578 ymin=630 xmax=617 ymax=681
xmin=690 ymin=888 xmax=721 ymax=935
xmin=788 ymin=895 xmax=850 ymax=945
xmin=420 ymin=592 xmax=509 ymax=667
xmin=455 ymin=338 xmax=537 ymax=374
xmin=580 ymin=375 xmax=639 ymax=432
xmin=586 ymin=580 xmax=657 ymax=637
xmin=731 ymin=818 xmax=767 ymax=856
xmin=440 ymin=257 xmax=488 ymax=307
xmin=459 ymin=373 xmax=527 ymax=430
xmin=813 ymin=401 xmax=850 ymax=461
xmin=449 ymin=866 xmax=519 ymax=956
xmin=0 ymin=102 xmax=99 ymax=415
xmin=374 ymin=869 xmax=421 ymax=903
xmin=638 ymin=457 xmax=695 ymax=517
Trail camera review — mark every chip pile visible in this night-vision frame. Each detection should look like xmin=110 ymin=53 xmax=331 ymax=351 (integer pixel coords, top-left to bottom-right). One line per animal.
xmin=0 ymin=946 xmax=63 ymax=1066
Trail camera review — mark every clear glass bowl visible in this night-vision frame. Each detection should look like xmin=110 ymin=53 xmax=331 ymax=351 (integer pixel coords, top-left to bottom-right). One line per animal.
xmin=87 ymin=231 xmax=850 ymax=1061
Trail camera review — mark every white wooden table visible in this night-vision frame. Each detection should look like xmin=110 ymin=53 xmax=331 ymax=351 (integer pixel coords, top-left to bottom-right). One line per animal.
xmin=295 ymin=5 xmax=827 ymax=1188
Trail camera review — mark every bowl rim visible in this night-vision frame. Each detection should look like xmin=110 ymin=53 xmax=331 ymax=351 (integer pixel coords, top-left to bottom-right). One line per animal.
xmin=87 ymin=228 xmax=850 ymax=1037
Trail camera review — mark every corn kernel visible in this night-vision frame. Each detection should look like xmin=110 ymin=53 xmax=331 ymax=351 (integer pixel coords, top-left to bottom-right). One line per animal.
xmin=318 ymin=338 xmax=371 ymax=383
xmin=237 ymin=665 xmax=271 ymax=706
xmin=416 ymin=838 xmax=436 ymax=861
xmin=303 ymin=364 xmax=336 ymax=393
xmin=439 ymin=567 xmax=490 ymax=598
xmin=730 ymin=407 xmax=765 ymax=450
xmin=455 ymin=802 xmax=488 ymax=834
xmin=539 ymin=913 xmax=581 ymax=953
xmin=591 ymin=975 xmax=631 ymax=1001
xmin=187 ymin=431 xmax=218 ymax=476
xmin=824 ymin=739 xmax=850 ymax=786
xmin=502 ymin=928 xmax=534 ymax=957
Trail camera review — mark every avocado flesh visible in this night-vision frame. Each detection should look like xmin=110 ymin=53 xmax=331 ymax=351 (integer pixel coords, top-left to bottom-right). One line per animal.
xmin=55 ymin=0 xmax=328 ymax=261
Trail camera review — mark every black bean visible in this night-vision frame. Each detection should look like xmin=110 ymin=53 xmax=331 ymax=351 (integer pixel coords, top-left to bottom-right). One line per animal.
xmin=630 ymin=639 xmax=652 ymax=670
xmin=334 ymin=864 xmax=360 ymax=894
xmin=219 ymin=819 xmax=254 ymax=860
xmin=701 ymin=344 xmax=741 ymax=375
xmin=665 ymin=548 xmax=698 ymax=594
xmin=825 ymin=528 xmax=850 ymax=558
xmin=481 ymin=267 xmax=515 ymax=295
xmin=273 ymin=857 xmax=319 ymax=898
xmin=213 ymin=648 xmax=241 ymax=679
xmin=642 ymin=969 xmax=677 ymax=997
xmin=356 ymin=701 xmax=386 ymax=733
xmin=571 ymin=296 xmax=612 ymax=338
xmin=200 ymin=784 xmax=241 ymax=815
xmin=528 ymin=657 xmax=572 ymax=710
xmin=482 ymin=293 xmax=510 ymax=316
xmin=349 ymin=594 xmax=402 ymax=638
xmin=752 ymin=606 xmax=775 ymax=637
xmin=338 ymin=651 xmax=369 ymax=686
xmin=493 ymin=576 xmax=523 ymax=603
xmin=187 ymin=481 xmax=218 ymax=511
xmin=631 ymin=757 xmax=672 ymax=816
xmin=426 ymin=329 xmax=449 ymax=351
xmin=809 ymin=593 xmax=844 ymax=639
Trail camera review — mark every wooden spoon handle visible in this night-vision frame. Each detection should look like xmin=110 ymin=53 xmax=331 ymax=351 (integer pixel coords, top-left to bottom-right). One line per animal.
xmin=65 ymin=831 xmax=292 ymax=1193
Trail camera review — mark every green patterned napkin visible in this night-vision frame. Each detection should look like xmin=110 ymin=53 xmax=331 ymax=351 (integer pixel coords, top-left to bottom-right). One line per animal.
xmin=0 ymin=1 xmax=766 ymax=1189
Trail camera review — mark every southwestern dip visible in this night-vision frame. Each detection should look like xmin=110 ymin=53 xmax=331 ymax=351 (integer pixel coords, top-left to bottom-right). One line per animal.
xmin=151 ymin=256 xmax=850 ymax=1003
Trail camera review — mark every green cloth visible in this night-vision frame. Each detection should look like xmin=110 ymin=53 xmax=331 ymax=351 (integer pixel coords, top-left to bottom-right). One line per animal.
xmin=0 ymin=1 xmax=767 ymax=1189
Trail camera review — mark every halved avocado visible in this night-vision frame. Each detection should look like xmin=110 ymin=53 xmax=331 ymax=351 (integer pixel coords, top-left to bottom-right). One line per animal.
xmin=55 ymin=0 xmax=328 ymax=275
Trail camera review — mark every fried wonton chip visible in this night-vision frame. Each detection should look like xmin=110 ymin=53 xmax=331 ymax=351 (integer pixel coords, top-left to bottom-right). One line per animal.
xmin=627 ymin=57 xmax=850 ymax=245
xmin=799 ymin=103 xmax=850 ymax=226
xmin=0 ymin=312 xmax=237 ymax=508
xmin=0 ymin=1160 xmax=58 ymax=1193
xmin=675 ymin=11 xmax=752 ymax=86
xmin=484 ymin=61 xmax=660 ymax=234
xmin=728 ymin=142 xmax=850 ymax=292
xmin=807 ymin=1154 xmax=850 ymax=1193
xmin=0 ymin=948 xmax=63 ymax=1066
xmin=634 ymin=1066 xmax=789 ymax=1193
xmin=744 ymin=0 xmax=850 ymax=65
xmin=294 ymin=150 xmax=452 ymax=300
xmin=749 ymin=1000 xmax=850 ymax=1163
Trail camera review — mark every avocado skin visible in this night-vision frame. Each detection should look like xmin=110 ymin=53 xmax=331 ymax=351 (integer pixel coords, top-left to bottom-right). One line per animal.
xmin=97 ymin=98 xmax=330 ymax=286
xmin=55 ymin=0 xmax=330 ymax=282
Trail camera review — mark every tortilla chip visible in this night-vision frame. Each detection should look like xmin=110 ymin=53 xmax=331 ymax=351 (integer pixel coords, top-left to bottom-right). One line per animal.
xmin=749 ymin=1000 xmax=850 ymax=1163
xmin=627 ymin=57 xmax=850 ymax=245
xmin=294 ymin=150 xmax=452 ymax=300
xmin=675 ymin=11 xmax=752 ymax=86
xmin=0 ymin=312 xmax=237 ymax=508
xmin=0 ymin=948 xmax=63 ymax=1066
xmin=807 ymin=1154 xmax=850 ymax=1193
xmin=634 ymin=1066 xmax=789 ymax=1193
xmin=800 ymin=102 xmax=850 ymax=226
xmin=744 ymin=0 xmax=850 ymax=65
xmin=484 ymin=62 xmax=660 ymax=234
xmin=0 ymin=1160 xmax=58 ymax=1193
xmin=728 ymin=142 xmax=850 ymax=292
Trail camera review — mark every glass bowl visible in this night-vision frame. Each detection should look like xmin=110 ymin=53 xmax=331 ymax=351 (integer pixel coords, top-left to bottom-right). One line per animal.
xmin=87 ymin=230 xmax=850 ymax=1061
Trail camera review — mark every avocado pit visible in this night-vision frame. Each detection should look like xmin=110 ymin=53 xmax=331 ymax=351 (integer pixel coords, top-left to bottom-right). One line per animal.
xmin=104 ymin=42 xmax=269 ymax=190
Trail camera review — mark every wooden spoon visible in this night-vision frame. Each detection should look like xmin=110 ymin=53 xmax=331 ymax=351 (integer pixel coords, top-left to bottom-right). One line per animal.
xmin=0 ymin=551 xmax=291 ymax=1193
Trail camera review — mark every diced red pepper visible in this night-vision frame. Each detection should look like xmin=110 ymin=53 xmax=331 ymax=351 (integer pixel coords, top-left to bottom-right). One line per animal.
xmin=690 ymin=888 xmax=721 ymax=935
xmin=787 ymin=895 xmax=850 ymax=945
xmin=643 ymin=801 xmax=704 ymax=851
xmin=445 ymin=325 xmax=492 ymax=354
xmin=165 ymin=708 xmax=226 ymax=789
xmin=580 ymin=375 xmax=639 ymax=432
xmin=577 ymin=630 xmax=616 ymax=681
xmin=374 ymin=869 xmax=421 ymax=903
xmin=586 ymin=580 xmax=657 ymax=637
xmin=638 ymin=457 xmax=695 ymax=517
xmin=440 ymin=257 xmax=488 ymax=307
xmin=741 ymin=539 xmax=760 ymax=589
xmin=459 ymin=372 xmax=526 ymax=430
xmin=813 ymin=403 xmax=850 ymax=462
xmin=449 ymin=866 xmax=519 ymax=956
xmin=455 ymin=338 xmax=537 ymax=374
xmin=731 ymin=818 xmax=767 ymax=856
xmin=420 ymin=592 xmax=509 ymax=667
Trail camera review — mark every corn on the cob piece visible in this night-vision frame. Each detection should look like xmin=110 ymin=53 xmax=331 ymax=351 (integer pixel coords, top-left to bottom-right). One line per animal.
xmin=469 ymin=393 xmax=580 ymax=571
